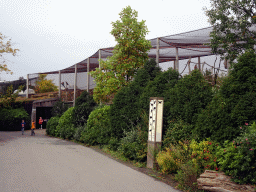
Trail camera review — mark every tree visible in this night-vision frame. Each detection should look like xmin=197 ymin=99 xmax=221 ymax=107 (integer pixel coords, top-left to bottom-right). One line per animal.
xmin=72 ymin=90 xmax=97 ymax=126
xmin=109 ymin=59 xmax=161 ymax=139
xmin=205 ymin=0 xmax=256 ymax=61
xmin=0 ymin=32 xmax=19 ymax=74
xmin=0 ymin=84 xmax=24 ymax=108
xmin=195 ymin=50 xmax=256 ymax=143
xmin=34 ymin=74 xmax=58 ymax=93
xmin=90 ymin=6 xmax=152 ymax=103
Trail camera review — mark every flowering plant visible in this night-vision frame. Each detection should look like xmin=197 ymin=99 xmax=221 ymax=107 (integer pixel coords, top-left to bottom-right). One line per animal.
xmin=217 ymin=122 xmax=256 ymax=184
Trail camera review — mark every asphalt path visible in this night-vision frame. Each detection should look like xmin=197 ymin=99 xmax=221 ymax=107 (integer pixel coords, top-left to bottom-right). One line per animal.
xmin=0 ymin=130 xmax=180 ymax=192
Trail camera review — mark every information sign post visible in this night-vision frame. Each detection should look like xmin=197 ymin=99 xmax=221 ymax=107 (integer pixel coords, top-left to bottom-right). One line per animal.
xmin=147 ymin=97 xmax=164 ymax=169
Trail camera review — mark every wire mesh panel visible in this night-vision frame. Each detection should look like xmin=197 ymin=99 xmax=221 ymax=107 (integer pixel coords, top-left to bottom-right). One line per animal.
xmin=26 ymin=26 xmax=234 ymax=97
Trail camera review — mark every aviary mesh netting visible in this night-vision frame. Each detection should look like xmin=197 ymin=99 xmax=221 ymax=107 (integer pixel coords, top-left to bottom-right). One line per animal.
xmin=28 ymin=26 xmax=231 ymax=101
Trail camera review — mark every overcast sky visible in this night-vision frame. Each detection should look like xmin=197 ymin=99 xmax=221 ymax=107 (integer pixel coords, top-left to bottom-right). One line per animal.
xmin=0 ymin=0 xmax=212 ymax=81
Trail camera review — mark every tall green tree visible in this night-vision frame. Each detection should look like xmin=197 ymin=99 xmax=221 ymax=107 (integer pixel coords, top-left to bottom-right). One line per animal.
xmin=205 ymin=0 xmax=256 ymax=61
xmin=90 ymin=6 xmax=151 ymax=103
xmin=0 ymin=32 xmax=19 ymax=74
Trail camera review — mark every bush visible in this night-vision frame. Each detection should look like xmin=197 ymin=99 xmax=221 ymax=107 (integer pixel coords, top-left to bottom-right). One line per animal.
xmin=51 ymin=100 xmax=69 ymax=117
xmin=80 ymin=105 xmax=111 ymax=145
xmin=73 ymin=124 xmax=86 ymax=142
xmin=175 ymin=161 xmax=200 ymax=191
xmin=189 ymin=139 xmax=218 ymax=173
xmin=55 ymin=107 xmax=75 ymax=139
xmin=117 ymin=126 xmax=148 ymax=162
xmin=107 ymin=137 xmax=120 ymax=151
xmin=109 ymin=59 xmax=161 ymax=139
xmin=72 ymin=90 xmax=97 ymax=126
xmin=167 ymin=69 xmax=213 ymax=126
xmin=139 ymin=67 xmax=180 ymax=134
xmin=0 ymin=107 xmax=30 ymax=131
xmin=156 ymin=141 xmax=190 ymax=174
xmin=163 ymin=119 xmax=194 ymax=147
xmin=196 ymin=50 xmax=256 ymax=143
xmin=217 ymin=122 xmax=256 ymax=184
xmin=46 ymin=116 xmax=60 ymax=136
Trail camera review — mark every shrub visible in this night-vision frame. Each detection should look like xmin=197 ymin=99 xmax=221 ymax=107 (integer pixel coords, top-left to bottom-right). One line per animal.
xmin=139 ymin=67 xmax=180 ymax=134
xmin=175 ymin=161 xmax=200 ymax=191
xmin=189 ymin=139 xmax=218 ymax=173
xmin=107 ymin=137 xmax=120 ymax=151
xmin=80 ymin=105 xmax=111 ymax=145
xmin=217 ymin=122 xmax=256 ymax=184
xmin=109 ymin=59 xmax=161 ymax=139
xmin=72 ymin=90 xmax=97 ymax=126
xmin=117 ymin=126 xmax=148 ymax=162
xmin=46 ymin=116 xmax=60 ymax=136
xmin=73 ymin=124 xmax=86 ymax=142
xmin=55 ymin=107 xmax=74 ymax=139
xmin=163 ymin=119 xmax=194 ymax=147
xmin=196 ymin=50 xmax=256 ymax=143
xmin=167 ymin=69 xmax=213 ymax=126
xmin=156 ymin=141 xmax=190 ymax=174
xmin=51 ymin=100 xmax=69 ymax=117
xmin=0 ymin=107 xmax=30 ymax=131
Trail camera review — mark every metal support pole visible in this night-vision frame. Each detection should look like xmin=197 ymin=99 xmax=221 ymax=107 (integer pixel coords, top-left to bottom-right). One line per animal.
xmin=198 ymin=57 xmax=201 ymax=72
xmin=175 ymin=47 xmax=179 ymax=72
xmin=188 ymin=57 xmax=191 ymax=74
xmin=99 ymin=49 xmax=101 ymax=70
xmin=59 ymin=70 xmax=61 ymax=99
xmin=87 ymin=58 xmax=90 ymax=92
xmin=26 ymin=74 xmax=29 ymax=98
xmin=156 ymin=38 xmax=160 ymax=67
xmin=73 ymin=64 xmax=77 ymax=107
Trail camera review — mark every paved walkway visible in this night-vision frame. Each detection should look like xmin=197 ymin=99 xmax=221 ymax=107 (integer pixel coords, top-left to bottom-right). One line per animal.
xmin=0 ymin=130 xmax=180 ymax=192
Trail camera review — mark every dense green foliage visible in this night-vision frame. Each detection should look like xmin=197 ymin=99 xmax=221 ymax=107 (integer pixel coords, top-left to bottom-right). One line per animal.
xmin=46 ymin=116 xmax=60 ymax=136
xmin=80 ymin=105 xmax=111 ymax=145
xmin=51 ymin=100 xmax=69 ymax=117
xmin=216 ymin=122 xmax=256 ymax=184
xmin=117 ymin=127 xmax=148 ymax=162
xmin=167 ymin=70 xmax=213 ymax=127
xmin=163 ymin=119 xmax=194 ymax=148
xmin=73 ymin=125 xmax=86 ymax=142
xmin=205 ymin=0 xmax=256 ymax=61
xmin=139 ymin=68 xmax=180 ymax=133
xmin=72 ymin=90 xmax=97 ymax=126
xmin=195 ymin=50 xmax=256 ymax=142
xmin=55 ymin=107 xmax=75 ymax=139
xmin=0 ymin=107 xmax=30 ymax=131
xmin=109 ymin=59 xmax=161 ymax=139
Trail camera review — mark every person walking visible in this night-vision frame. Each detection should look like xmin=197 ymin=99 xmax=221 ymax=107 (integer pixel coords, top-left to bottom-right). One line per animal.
xmin=39 ymin=117 xmax=43 ymax=129
xmin=31 ymin=120 xmax=35 ymax=136
xmin=21 ymin=120 xmax=26 ymax=135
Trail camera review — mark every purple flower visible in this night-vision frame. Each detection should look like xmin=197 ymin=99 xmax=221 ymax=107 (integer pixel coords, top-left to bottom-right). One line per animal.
xmin=245 ymin=123 xmax=248 ymax=126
